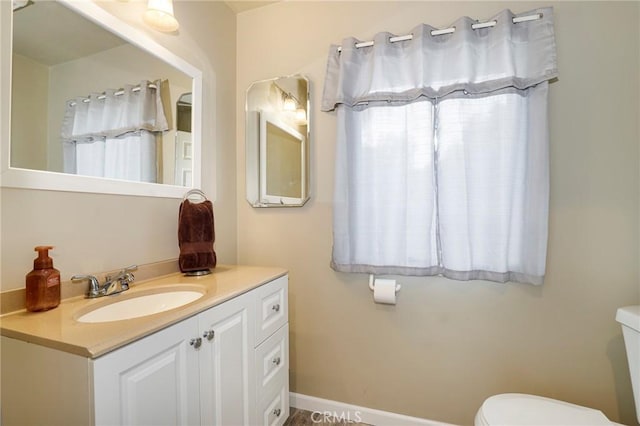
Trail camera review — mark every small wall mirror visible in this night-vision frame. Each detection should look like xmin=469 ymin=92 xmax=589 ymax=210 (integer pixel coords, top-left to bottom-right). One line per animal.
xmin=245 ymin=75 xmax=310 ymax=207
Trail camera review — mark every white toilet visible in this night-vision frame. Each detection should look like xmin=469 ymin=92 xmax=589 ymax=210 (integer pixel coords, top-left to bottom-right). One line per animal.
xmin=475 ymin=305 xmax=640 ymax=425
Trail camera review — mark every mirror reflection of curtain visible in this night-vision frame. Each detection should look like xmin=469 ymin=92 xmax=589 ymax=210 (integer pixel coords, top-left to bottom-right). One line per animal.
xmin=61 ymin=79 xmax=168 ymax=183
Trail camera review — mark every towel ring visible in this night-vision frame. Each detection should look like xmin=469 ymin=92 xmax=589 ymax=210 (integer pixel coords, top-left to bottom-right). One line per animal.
xmin=183 ymin=188 xmax=208 ymax=202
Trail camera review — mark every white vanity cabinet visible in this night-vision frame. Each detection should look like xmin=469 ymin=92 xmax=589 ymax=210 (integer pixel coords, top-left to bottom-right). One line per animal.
xmin=1 ymin=274 xmax=289 ymax=426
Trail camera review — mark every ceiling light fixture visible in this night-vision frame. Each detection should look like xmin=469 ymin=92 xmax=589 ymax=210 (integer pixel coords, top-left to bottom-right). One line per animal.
xmin=143 ymin=0 xmax=179 ymax=33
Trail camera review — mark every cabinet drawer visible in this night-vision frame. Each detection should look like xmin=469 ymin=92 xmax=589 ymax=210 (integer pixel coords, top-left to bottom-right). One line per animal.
xmin=255 ymin=275 xmax=288 ymax=344
xmin=255 ymin=323 xmax=288 ymax=401
xmin=258 ymin=380 xmax=289 ymax=426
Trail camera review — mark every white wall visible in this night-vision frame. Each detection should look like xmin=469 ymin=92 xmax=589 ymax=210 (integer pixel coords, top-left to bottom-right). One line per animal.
xmin=0 ymin=0 xmax=237 ymax=290
xmin=236 ymin=2 xmax=640 ymax=425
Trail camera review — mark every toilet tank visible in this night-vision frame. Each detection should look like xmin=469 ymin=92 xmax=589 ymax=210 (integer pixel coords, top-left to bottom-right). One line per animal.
xmin=616 ymin=305 xmax=640 ymax=424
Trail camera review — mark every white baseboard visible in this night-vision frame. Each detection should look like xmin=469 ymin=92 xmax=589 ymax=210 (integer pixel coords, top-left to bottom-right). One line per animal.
xmin=289 ymin=392 xmax=457 ymax=426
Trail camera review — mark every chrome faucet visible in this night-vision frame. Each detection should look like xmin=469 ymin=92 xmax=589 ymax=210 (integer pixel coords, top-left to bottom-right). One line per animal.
xmin=72 ymin=265 xmax=137 ymax=298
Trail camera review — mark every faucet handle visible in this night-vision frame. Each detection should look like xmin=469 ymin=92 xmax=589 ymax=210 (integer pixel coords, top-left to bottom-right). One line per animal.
xmin=120 ymin=265 xmax=137 ymax=283
xmin=71 ymin=274 xmax=101 ymax=298
xmin=108 ymin=265 xmax=137 ymax=291
xmin=122 ymin=265 xmax=138 ymax=273
xmin=106 ymin=265 xmax=138 ymax=281
xmin=120 ymin=273 xmax=134 ymax=291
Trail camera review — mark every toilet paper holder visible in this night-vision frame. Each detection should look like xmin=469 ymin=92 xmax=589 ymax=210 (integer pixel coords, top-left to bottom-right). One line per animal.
xmin=368 ymin=274 xmax=401 ymax=292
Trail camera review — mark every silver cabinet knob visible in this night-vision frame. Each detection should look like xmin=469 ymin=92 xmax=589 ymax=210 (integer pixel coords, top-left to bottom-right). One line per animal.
xmin=203 ymin=330 xmax=215 ymax=341
xmin=189 ymin=337 xmax=202 ymax=349
xmin=272 ymin=356 xmax=281 ymax=366
xmin=272 ymin=304 xmax=281 ymax=312
xmin=273 ymin=408 xmax=282 ymax=417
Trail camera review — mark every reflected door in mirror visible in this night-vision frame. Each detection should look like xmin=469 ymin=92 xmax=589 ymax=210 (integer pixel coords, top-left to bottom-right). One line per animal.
xmin=174 ymin=93 xmax=193 ymax=186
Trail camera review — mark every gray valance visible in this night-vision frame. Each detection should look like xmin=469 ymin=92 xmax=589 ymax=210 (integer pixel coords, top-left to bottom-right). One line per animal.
xmin=321 ymin=7 xmax=557 ymax=111
xmin=61 ymin=79 xmax=168 ymax=144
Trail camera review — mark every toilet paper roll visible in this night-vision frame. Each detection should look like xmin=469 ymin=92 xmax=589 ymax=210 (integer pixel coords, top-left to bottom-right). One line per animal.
xmin=373 ymin=278 xmax=398 ymax=305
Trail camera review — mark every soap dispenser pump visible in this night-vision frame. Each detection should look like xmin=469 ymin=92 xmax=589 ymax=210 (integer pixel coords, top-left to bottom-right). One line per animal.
xmin=25 ymin=246 xmax=61 ymax=312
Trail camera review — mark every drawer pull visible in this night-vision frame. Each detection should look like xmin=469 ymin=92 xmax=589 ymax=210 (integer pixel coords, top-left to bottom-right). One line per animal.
xmin=272 ymin=356 xmax=281 ymax=366
xmin=189 ymin=337 xmax=202 ymax=349
xmin=273 ymin=408 xmax=282 ymax=417
xmin=203 ymin=329 xmax=215 ymax=341
xmin=272 ymin=303 xmax=281 ymax=312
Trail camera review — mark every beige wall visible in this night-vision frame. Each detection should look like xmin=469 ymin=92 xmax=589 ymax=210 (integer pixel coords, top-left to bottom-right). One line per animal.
xmin=11 ymin=54 xmax=48 ymax=171
xmin=1 ymin=0 xmax=237 ymax=290
xmin=237 ymin=2 xmax=640 ymax=425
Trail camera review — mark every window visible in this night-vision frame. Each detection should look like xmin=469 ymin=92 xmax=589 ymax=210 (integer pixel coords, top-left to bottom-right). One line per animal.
xmin=322 ymin=8 xmax=557 ymax=284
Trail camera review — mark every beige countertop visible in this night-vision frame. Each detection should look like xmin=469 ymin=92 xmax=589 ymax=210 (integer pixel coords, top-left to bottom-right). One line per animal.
xmin=0 ymin=265 xmax=287 ymax=359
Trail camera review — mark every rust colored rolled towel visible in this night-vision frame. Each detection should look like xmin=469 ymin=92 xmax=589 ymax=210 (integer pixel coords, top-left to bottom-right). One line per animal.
xmin=178 ymin=199 xmax=217 ymax=273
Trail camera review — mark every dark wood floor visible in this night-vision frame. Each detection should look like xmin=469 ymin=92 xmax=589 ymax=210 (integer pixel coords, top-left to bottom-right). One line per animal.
xmin=284 ymin=408 xmax=371 ymax=426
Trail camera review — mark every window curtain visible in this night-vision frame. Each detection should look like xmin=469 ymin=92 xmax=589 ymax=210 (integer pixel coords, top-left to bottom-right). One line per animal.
xmin=61 ymin=79 xmax=168 ymax=183
xmin=322 ymin=8 xmax=557 ymax=284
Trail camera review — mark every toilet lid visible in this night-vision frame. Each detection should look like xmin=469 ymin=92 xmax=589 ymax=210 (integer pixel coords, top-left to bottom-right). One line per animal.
xmin=477 ymin=394 xmax=612 ymax=425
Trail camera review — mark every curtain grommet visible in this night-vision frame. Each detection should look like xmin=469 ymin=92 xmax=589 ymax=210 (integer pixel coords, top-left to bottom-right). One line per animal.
xmin=430 ymin=26 xmax=456 ymax=37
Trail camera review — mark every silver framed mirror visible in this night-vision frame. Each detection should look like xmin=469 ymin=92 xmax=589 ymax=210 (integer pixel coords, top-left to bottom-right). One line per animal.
xmin=245 ymin=75 xmax=310 ymax=207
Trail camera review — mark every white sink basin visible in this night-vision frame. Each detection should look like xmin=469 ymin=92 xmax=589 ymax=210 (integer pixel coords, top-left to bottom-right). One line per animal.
xmin=76 ymin=289 xmax=204 ymax=323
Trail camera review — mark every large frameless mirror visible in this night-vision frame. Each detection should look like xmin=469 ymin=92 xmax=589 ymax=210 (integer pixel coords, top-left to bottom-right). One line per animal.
xmin=245 ymin=75 xmax=310 ymax=207
xmin=1 ymin=0 xmax=203 ymax=198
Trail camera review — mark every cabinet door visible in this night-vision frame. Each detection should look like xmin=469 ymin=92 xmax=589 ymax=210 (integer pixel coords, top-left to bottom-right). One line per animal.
xmin=92 ymin=316 xmax=200 ymax=426
xmin=198 ymin=291 xmax=255 ymax=426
